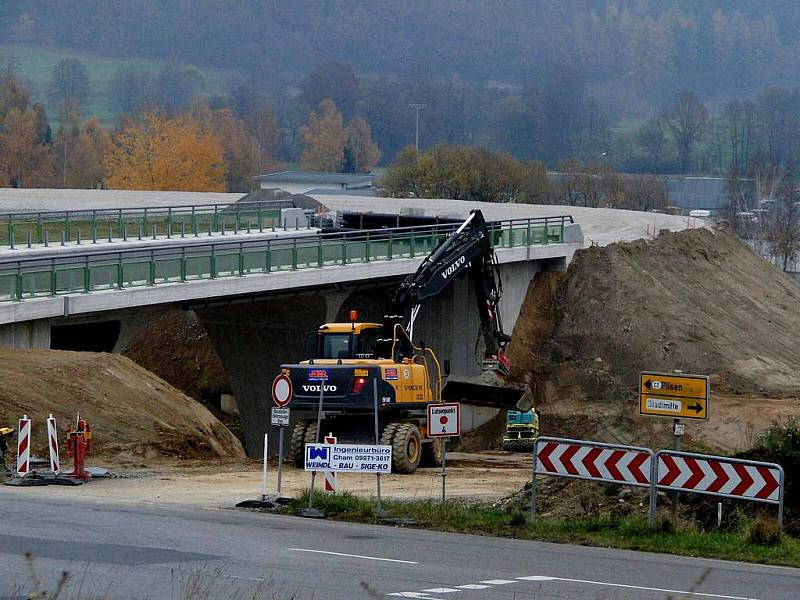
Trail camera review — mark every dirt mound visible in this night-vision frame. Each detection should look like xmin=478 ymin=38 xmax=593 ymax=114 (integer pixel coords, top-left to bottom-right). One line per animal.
xmin=123 ymin=310 xmax=229 ymax=403
xmin=0 ymin=348 xmax=244 ymax=461
xmin=509 ymin=226 xmax=800 ymax=451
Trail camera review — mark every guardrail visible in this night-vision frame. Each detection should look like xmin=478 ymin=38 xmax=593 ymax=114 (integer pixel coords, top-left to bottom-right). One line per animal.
xmin=0 ymin=200 xmax=296 ymax=249
xmin=0 ymin=216 xmax=573 ymax=303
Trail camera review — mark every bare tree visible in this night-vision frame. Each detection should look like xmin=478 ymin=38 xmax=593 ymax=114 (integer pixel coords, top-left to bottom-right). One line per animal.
xmin=769 ymin=177 xmax=799 ymax=272
xmin=665 ymin=92 xmax=709 ymax=173
xmin=634 ymin=117 xmax=670 ymax=169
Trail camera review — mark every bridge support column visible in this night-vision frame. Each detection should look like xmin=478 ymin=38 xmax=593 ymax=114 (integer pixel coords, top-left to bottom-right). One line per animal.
xmin=196 ymin=293 xmax=327 ymax=457
xmin=0 ymin=320 xmax=51 ymax=349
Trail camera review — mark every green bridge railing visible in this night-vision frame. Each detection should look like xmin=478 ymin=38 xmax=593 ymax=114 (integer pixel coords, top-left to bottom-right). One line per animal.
xmin=0 ymin=200 xmax=295 ymax=249
xmin=0 ymin=216 xmax=573 ymax=303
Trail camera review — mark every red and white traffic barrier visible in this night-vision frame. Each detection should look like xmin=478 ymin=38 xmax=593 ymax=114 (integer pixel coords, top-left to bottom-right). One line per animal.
xmin=531 ymin=436 xmax=786 ymax=529
xmin=535 ymin=438 xmax=651 ymax=487
xmin=16 ymin=415 xmax=31 ymax=476
xmin=657 ymin=452 xmax=781 ymax=502
xmin=323 ymin=434 xmax=336 ymax=494
xmin=47 ymin=414 xmax=60 ymax=474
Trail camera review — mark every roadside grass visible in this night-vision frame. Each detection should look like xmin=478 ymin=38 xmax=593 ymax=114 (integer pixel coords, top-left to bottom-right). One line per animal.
xmin=289 ymin=491 xmax=800 ymax=568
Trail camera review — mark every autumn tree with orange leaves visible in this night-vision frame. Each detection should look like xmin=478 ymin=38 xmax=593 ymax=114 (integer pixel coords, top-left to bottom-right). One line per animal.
xmin=299 ymin=99 xmax=346 ymax=172
xmin=105 ymin=110 xmax=227 ymax=191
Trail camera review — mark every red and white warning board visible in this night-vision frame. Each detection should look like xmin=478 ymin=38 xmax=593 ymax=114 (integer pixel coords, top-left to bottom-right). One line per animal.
xmin=657 ymin=451 xmax=783 ymax=503
xmin=427 ymin=403 xmax=460 ymax=437
xmin=323 ymin=434 xmax=336 ymax=493
xmin=535 ymin=437 xmax=652 ymax=487
xmin=17 ymin=415 xmax=31 ymax=476
xmin=47 ymin=414 xmax=60 ymax=474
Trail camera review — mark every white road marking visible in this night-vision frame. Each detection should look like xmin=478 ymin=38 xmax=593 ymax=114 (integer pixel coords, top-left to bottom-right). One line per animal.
xmin=387 ymin=594 xmax=441 ymax=599
xmin=521 ymin=575 xmax=761 ymax=600
xmin=420 ymin=588 xmax=458 ymax=593
xmin=288 ymin=548 xmax=418 ymax=564
xmin=226 ymin=575 xmax=266 ymax=582
xmin=455 ymin=584 xmax=492 ymax=589
xmin=479 ymin=579 xmax=516 ymax=585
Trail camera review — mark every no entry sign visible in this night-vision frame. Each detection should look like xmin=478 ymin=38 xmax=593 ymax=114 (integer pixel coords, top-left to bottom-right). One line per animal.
xmin=272 ymin=374 xmax=293 ymax=407
xmin=427 ymin=403 xmax=460 ymax=437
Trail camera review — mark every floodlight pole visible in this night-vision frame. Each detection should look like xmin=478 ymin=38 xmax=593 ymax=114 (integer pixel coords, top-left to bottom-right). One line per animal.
xmin=409 ymin=103 xmax=427 ymax=153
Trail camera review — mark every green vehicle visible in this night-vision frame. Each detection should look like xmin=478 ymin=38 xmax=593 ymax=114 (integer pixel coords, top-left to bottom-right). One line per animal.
xmin=501 ymin=410 xmax=539 ymax=452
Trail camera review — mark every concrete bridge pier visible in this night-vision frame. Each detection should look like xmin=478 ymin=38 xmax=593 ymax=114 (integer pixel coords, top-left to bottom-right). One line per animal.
xmin=0 ymin=320 xmax=51 ymax=349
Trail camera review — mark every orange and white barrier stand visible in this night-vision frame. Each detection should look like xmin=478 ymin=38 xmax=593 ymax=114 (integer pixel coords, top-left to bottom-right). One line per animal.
xmin=16 ymin=415 xmax=31 ymax=476
xmin=323 ymin=434 xmax=336 ymax=493
xmin=47 ymin=414 xmax=60 ymax=474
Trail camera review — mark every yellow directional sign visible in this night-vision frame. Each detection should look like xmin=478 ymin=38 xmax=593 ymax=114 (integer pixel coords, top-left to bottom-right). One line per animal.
xmin=639 ymin=372 xmax=710 ymax=421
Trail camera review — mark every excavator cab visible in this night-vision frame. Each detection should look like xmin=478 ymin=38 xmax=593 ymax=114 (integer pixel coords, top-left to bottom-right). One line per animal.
xmin=303 ymin=321 xmax=382 ymax=361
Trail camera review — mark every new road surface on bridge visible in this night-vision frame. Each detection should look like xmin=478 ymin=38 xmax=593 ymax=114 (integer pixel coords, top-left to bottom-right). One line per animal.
xmin=0 ymin=490 xmax=794 ymax=600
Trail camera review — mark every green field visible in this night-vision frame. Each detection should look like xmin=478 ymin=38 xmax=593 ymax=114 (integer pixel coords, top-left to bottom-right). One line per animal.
xmin=0 ymin=44 xmax=236 ymax=128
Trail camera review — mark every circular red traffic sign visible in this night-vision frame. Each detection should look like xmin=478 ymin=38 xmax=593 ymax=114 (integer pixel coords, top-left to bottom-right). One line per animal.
xmin=272 ymin=374 xmax=293 ymax=407
xmin=439 ymin=416 xmax=448 ymax=425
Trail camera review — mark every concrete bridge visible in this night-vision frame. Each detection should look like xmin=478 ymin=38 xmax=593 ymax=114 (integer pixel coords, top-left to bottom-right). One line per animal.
xmin=0 ymin=213 xmax=583 ymax=455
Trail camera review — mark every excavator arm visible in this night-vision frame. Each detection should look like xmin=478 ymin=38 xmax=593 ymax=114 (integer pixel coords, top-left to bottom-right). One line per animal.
xmin=376 ymin=210 xmax=511 ymax=376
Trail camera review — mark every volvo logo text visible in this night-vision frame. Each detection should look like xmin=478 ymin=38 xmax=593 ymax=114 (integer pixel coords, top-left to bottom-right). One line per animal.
xmin=441 ymin=256 xmax=466 ymax=279
xmin=302 ymin=384 xmax=338 ymax=392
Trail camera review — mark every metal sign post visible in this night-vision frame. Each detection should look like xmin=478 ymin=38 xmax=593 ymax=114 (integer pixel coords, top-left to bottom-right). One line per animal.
xmin=271 ymin=407 xmax=290 ymax=495
xmin=309 ymin=370 xmax=327 ymax=510
xmin=373 ymin=378 xmax=382 ymax=512
xmin=271 ymin=374 xmax=293 ymax=497
xmin=427 ymin=403 xmax=460 ymax=503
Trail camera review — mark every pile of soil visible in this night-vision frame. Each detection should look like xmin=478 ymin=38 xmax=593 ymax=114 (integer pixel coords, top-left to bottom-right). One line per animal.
xmin=0 ymin=348 xmax=244 ymax=462
xmin=507 ymin=226 xmax=800 ymax=452
xmin=123 ymin=310 xmax=229 ymax=403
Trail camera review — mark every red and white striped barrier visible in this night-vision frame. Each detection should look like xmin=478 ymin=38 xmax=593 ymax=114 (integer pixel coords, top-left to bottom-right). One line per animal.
xmin=323 ymin=434 xmax=336 ymax=493
xmin=47 ymin=414 xmax=60 ymax=474
xmin=657 ymin=451 xmax=782 ymax=503
xmin=531 ymin=436 xmax=786 ymax=529
xmin=16 ymin=415 xmax=31 ymax=476
xmin=535 ymin=438 xmax=652 ymax=487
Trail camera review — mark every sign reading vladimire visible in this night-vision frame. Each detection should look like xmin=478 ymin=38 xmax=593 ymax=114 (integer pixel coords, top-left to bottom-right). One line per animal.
xmin=271 ymin=407 xmax=290 ymax=426
xmin=639 ymin=372 xmax=709 ymax=421
xmin=304 ymin=443 xmax=392 ymax=473
xmin=427 ymin=403 xmax=461 ymax=437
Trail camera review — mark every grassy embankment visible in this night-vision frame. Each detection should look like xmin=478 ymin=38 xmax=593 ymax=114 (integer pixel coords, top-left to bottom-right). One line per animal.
xmin=288 ymin=490 xmax=799 ymax=568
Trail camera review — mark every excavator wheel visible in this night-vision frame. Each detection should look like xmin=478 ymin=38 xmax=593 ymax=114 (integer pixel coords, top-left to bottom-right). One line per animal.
xmin=388 ymin=423 xmax=422 ymax=474
xmin=420 ymin=438 xmax=444 ymax=467
xmin=379 ymin=423 xmax=399 ymax=447
xmin=290 ymin=420 xmax=317 ymax=467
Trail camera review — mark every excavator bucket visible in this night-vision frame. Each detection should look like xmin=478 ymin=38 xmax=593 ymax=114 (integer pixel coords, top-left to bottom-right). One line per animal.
xmin=441 ymin=379 xmax=530 ymax=411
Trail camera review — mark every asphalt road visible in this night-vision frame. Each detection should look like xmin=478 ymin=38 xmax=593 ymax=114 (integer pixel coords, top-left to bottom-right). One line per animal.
xmin=0 ymin=490 xmax=796 ymax=600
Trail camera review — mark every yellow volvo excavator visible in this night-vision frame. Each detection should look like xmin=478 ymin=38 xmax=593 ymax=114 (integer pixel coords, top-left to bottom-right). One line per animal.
xmin=282 ymin=210 xmax=532 ymax=473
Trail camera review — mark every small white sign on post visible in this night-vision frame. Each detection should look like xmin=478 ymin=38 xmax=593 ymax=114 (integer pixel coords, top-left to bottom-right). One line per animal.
xmin=271 ymin=407 xmax=290 ymax=426
xmin=427 ymin=403 xmax=461 ymax=437
xmin=426 ymin=403 xmax=461 ymax=503
xmin=304 ymin=443 xmax=392 ymax=473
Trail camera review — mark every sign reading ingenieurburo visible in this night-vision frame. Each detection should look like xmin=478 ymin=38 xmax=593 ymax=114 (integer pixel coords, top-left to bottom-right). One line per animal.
xmin=304 ymin=443 xmax=392 ymax=473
